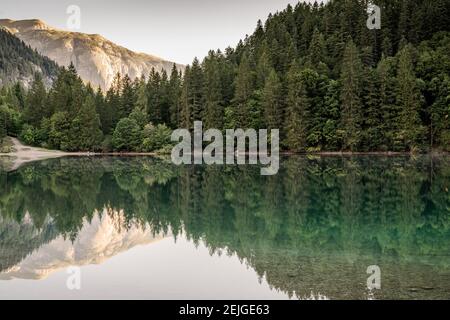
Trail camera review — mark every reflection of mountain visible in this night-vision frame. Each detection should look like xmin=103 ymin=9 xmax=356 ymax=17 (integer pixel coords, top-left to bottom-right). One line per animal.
xmin=0 ymin=209 xmax=167 ymax=280
xmin=0 ymin=156 xmax=449 ymax=298
xmin=0 ymin=215 xmax=58 ymax=273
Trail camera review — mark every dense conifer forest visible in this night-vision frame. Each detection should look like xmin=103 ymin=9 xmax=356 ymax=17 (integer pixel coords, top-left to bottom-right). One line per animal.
xmin=0 ymin=29 xmax=59 ymax=87
xmin=0 ymin=0 xmax=449 ymax=152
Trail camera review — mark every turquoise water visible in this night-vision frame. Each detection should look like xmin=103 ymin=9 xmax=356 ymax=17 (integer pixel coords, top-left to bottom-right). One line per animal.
xmin=0 ymin=156 xmax=449 ymax=299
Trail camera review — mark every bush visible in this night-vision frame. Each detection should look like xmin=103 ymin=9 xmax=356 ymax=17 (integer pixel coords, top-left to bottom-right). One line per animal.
xmin=141 ymin=123 xmax=173 ymax=152
xmin=19 ymin=124 xmax=37 ymax=146
xmin=112 ymin=118 xmax=141 ymax=151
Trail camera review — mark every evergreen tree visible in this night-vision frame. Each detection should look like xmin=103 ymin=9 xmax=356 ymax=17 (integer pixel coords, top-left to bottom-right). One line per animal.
xmin=24 ymin=73 xmax=46 ymax=127
xmin=112 ymin=118 xmax=141 ymax=151
xmin=285 ymin=63 xmax=309 ymax=151
xmin=120 ymin=74 xmax=135 ymax=119
xmin=233 ymin=52 xmax=255 ymax=128
xmin=73 ymin=95 xmax=103 ymax=151
xmin=147 ymin=68 xmax=162 ymax=124
xmin=361 ymin=69 xmax=383 ymax=151
xmin=308 ymin=28 xmax=326 ymax=68
xmin=263 ymin=69 xmax=283 ymax=131
xmin=395 ymin=44 xmax=425 ymax=151
xmin=168 ymin=64 xmax=182 ymax=128
xmin=180 ymin=59 xmax=204 ymax=128
xmin=203 ymin=51 xmax=224 ymax=129
xmin=339 ymin=40 xmax=363 ymax=151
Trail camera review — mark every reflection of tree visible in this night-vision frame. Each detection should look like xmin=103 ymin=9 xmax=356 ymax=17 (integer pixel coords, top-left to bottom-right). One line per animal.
xmin=0 ymin=156 xmax=449 ymax=298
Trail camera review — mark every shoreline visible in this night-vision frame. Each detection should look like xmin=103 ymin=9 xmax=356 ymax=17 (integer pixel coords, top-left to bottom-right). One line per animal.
xmin=1 ymin=137 xmax=449 ymax=171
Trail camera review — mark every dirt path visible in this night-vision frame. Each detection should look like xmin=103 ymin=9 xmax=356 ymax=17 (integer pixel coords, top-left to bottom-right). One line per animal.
xmin=0 ymin=137 xmax=87 ymax=171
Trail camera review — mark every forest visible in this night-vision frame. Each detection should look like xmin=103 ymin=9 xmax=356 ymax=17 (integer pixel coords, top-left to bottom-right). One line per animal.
xmin=0 ymin=0 xmax=449 ymax=153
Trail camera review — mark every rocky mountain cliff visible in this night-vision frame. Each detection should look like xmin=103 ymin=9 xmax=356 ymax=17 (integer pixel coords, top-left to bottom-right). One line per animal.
xmin=0 ymin=19 xmax=183 ymax=90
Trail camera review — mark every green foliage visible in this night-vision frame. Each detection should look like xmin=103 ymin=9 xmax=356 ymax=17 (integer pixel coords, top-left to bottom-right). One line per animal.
xmin=0 ymin=29 xmax=59 ymax=86
xmin=339 ymin=40 xmax=363 ymax=151
xmin=141 ymin=123 xmax=173 ymax=152
xmin=1 ymin=0 xmax=450 ymax=153
xmin=285 ymin=63 xmax=309 ymax=151
xmin=263 ymin=69 xmax=283 ymax=131
xmin=396 ymin=45 xmax=426 ymax=151
xmin=72 ymin=96 xmax=103 ymax=151
xmin=48 ymin=111 xmax=71 ymax=151
xmin=19 ymin=124 xmax=37 ymax=145
xmin=112 ymin=118 xmax=141 ymax=151
xmin=23 ymin=73 xmax=46 ymax=127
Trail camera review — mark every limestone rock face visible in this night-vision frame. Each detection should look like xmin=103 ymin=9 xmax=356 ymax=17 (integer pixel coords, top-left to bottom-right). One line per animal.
xmin=0 ymin=19 xmax=183 ymax=90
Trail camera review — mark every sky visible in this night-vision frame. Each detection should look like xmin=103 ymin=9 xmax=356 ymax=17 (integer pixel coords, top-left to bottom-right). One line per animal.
xmin=0 ymin=0 xmax=325 ymax=64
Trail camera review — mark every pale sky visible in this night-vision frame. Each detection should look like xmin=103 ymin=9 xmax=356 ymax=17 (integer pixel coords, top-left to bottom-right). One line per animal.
xmin=0 ymin=0 xmax=325 ymax=64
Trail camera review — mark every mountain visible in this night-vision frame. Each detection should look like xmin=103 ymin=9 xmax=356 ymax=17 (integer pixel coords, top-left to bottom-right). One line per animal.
xmin=0 ymin=19 xmax=183 ymax=90
xmin=0 ymin=27 xmax=59 ymax=88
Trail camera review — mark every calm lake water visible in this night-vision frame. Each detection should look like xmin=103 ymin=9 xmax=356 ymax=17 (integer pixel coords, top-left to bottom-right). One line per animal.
xmin=0 ymin=156 xmax=449 ymax=300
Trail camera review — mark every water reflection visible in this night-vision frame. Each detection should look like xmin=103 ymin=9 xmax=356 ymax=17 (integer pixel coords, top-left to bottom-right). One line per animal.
xmin=0 ymin=156 xmax=449 ymax=299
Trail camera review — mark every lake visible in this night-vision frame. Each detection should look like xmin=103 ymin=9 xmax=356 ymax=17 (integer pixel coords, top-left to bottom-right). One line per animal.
xmin=0 ymin=156 xmax=449 ymax=299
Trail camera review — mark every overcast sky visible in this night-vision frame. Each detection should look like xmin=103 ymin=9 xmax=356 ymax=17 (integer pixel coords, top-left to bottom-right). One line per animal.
xmin=0 ymin=0 xmax=326 ymax=64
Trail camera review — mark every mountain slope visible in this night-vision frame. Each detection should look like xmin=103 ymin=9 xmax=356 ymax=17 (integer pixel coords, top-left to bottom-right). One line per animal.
xmin=0 ymin=27 xmax=59 ymax=88
xmin=0 ymin=19 xmax=183 ymax=90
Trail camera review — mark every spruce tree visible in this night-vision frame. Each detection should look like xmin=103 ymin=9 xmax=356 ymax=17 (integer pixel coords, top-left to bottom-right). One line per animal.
xmin=73 ymin=95 xmax=103 ymax=151
xmin=203 ymin=51 xmax=224 ymax=129
xmin=395 ymin=44 xmax=425 ymax=151
xmin=339 ymin=39 xmax=363 ymax=151
xmin=263 ymin=69 xmax=283 ymax=131
xmin=168 ymin=64 xmax=182 ymax=128
xmin=285 ymin=63 xmax=309 ymax=151
xmin=147 ymin=68 xmax=162 ymax=124
xmin=24 ymin=73 xmax=46 ymax=127
xmin=233 ymin=52 xmax=255 ymax=128
xmin=120 ymin=74 xmax=136 ymax=119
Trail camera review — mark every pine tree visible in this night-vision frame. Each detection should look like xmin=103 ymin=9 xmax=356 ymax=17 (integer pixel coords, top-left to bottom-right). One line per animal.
xmin=285 ymin=63 xmax=309 ymax=151
xmin=339 ymin=39 xmax=363 ymax=151
xmin=48 ymin=63 xmax=84 ymax=117
xmin=203 ymin=51 xmax=224 ymax=129
xmin=168 ymin=64 xmax=182 ymax=128
xmin=159 ymin=70 xmax=171 ymax=125
xmin=13 ymin=83 xmax=25 ymax=111
xmin=308 ymin=28 xmax=326 ymax=67
xmin=147 ymin=68 xmax=162 ymax=124
xmin=180 ymin=66 xmax=191 ymax=128
xmin=73 ymin=95 xmax=103 ymax=151
xmin=189 ymin=58 xmax=205 ymax=123
xmin=361 ymin=69 xmax=383 ymax=151
xmin=395 ymin=44 xmax=425 ymax=151
xmin=120 ymin=74 xmax=135 ymax=119
xmin=263 ymin=69 xmax=283 ymax=131
xmin=130 ymin=79 xmax=148 ymax=129
xmin=429 ymin=77 xmax=450 ymax=151
xmin=376 ymin=56 xmax=398 ymax=150
xmin=233 ymin=52 xmax=255 ymax=128
xmin=24 ymin=73 xmax=47 ymax=127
